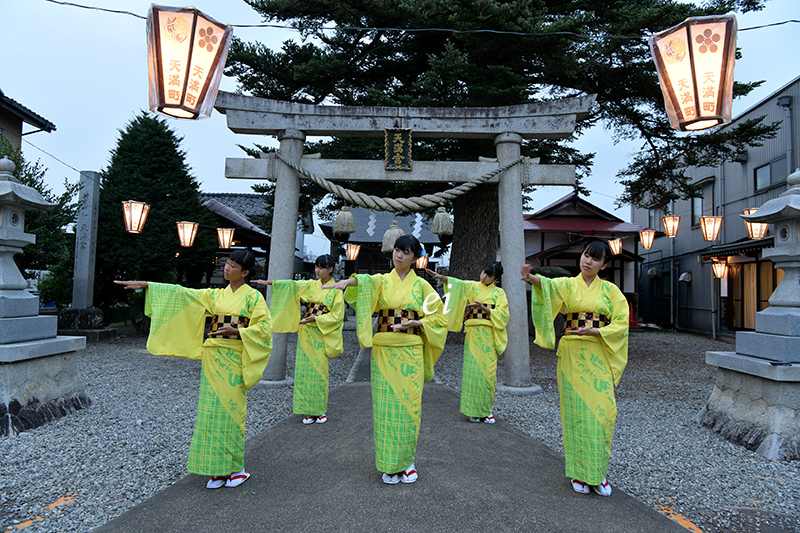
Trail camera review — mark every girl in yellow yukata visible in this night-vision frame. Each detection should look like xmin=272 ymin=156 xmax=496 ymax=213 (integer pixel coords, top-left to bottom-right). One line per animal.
xmin=425 ymin=262 xmax=509 ymax=424
xmin=521 ymin=241 xmax=628 ymax=497
xmin=252 ymin=255 xmax=344 ymax=425
xmin=324 ymin=236 xmax=447 ymax=485
xmin=115 ymin=250 xmax=272 ymax=490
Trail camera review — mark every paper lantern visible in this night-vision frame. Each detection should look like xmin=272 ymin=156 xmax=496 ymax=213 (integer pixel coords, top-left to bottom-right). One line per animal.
xmin=122 ymin=200 xmax=150 ymax=234
xmin=176 ymin=221 xmax=198 ymax=247
xmin=639 ymin=229 xmax=656 ymax=249
xmin=700 ymin=215 xmax=723 ymax=241
xmin=146 ymin=5 xmax=232 ymax=119
xmin=662 ymin=215 xmax=681 ymax=238
xmin=608 ymin=238 xmax=622 ymax=255
xmin=649 ymin=14 xmax=737 ymax=131
xmin=415 ymin=250 xmax=429 ymax=270
xmin=217 ymin=228 xmax=234 ymax=249
xmin=742 ymin=208 xmax=769 ymax=239
xmin=346 ymin=243 xmax=361 ymax=261
xmin=711 ymin=261 xmax=727 ymax=279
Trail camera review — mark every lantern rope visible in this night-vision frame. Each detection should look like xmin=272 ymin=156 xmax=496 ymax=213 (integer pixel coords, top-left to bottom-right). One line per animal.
xmin=270 ymin=152 xmax=527 ymax=213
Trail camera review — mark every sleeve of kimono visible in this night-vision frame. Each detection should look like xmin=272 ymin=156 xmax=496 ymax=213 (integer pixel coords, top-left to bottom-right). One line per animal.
xmin=315 ymin=287 xmax=344 ymax=358
xmin=239 ymin=288 xmax=273 ymax=390
xmin=598 ymin=282 xmax=629 ymax=387
xmin=144 ymin=282 xmax=211 ymax=360
xmin=419 ymin=281 xmax=448 ymax=382
xmin=529 ymin=276 xmax=566 ymax=350
xmin=271 ymin=279 xmax=305 ymax=333
xmin=345 ymin=274 xmax=381 ymax=349
xmin=442 ymin=277 xmax=471 ymax=332
xmin=490 ymin=288 xmax=510 ymax=354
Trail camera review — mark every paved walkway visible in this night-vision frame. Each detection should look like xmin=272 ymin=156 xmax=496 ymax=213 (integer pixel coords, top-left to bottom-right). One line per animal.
xmin=96 ymin=367 xmax=687 ymax=532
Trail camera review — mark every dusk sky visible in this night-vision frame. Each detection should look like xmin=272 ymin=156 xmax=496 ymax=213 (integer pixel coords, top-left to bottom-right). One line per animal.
xmin=2 ymin=0 xmax=798 ymax=238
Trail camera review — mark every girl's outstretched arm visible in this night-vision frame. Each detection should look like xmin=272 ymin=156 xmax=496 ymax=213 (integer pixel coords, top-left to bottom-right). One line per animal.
xmin=520 ymin=265 xmax=540 ymax=287
xmin=114 ymin=280 xmax=149 ymax=290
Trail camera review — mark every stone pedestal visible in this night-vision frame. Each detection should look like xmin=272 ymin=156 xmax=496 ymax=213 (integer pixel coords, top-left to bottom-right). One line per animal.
xmin=0 ymin=157 xmax=89 ymax=436
xmin=696 ymin=351 xmax=800 ymax=460
xmin=698 ymin=169 xmax=800 ymax=460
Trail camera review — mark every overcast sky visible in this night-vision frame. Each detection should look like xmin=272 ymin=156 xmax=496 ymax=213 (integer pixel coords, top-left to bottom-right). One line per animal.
xmin=2 ymin=0 xmax=798 ymax=230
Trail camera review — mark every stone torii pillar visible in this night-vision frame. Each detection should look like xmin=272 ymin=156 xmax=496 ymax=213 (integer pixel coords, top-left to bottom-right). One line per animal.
xmin=215 ymin=92 xmax=595 ymax=390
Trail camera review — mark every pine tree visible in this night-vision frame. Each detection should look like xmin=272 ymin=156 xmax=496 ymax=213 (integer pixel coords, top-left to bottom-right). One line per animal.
xmin=226 ymin=0 xmax=777 ymax=278
xmin=95 ymin=112 xmax=217 ymax=310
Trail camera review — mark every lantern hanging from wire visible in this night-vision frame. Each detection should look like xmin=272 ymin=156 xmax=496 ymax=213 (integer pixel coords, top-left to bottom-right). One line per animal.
xmin=346 ymin=243 xmax=361 ymax=261
xmin=146 ymin=5 xmax=233 ymax=119
xmin=700 ymin=215 xmax=723 ymax=241
xmin=415 ymin=249 xmax=429 ymax=270
xmin=742 ymin=208 xmax=769 ymax=239
xmin=176 ymin=221 xmax=198 ymax=247
xmin=122 ymin=200 xmax=150 ymax=234
xmin=608 ymin=238 xmax=623 ymax=255
xmin=649 ymin=14 xmax=737 ymax=131
xmin=217 ymin=228 xmax=235 ymax=249
xmin=662 ymin=215 xmax=681 ymax=238
xmin=639 ymin=228 xmax=656 ymax=249
xmin=711 ymin=261 xmax=728 ymax=279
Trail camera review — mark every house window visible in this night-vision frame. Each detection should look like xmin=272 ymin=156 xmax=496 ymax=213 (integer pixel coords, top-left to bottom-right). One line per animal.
xmin=691 ymin=181 xmax=714 ymax=227
xmin=755 ymin=156 xmax=788 ymax=190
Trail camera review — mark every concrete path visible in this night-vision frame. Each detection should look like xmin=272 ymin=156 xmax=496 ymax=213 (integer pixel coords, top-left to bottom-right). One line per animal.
xmin=95 ymin=380 xmax=687 ymax=532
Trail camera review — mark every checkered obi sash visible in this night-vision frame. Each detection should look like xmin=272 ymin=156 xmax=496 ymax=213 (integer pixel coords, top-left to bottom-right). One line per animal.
xmin=464 ymin=303 xmax=496 ymax=321
xmin=210 ymin=314 xmax=250 ymax=340
xmin=302 ymin=301 xmax=329 ymax=319
xmin=564 ymin=312 xmax=609 ymax=333
xmin=376 ymin=309 xmax=421 ymax=336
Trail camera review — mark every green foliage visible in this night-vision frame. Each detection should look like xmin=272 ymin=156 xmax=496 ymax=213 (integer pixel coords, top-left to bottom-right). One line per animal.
xmin=94 ymin=112 xmax=218 ymax=309
xmin=1 ymin=138 xmax=79 ymax=279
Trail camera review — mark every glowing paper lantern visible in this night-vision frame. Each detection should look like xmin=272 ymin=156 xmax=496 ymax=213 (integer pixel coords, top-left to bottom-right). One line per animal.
xmin=649 ymin=14 xmax=737 ymax=131
xmin=122 ymin=200 xmax=150 ymax=234
xmin=217 ymin=228 xmax=235 ymax=249
xmin=700 ymin=215 xmax=723 ymax=241
xmin=346 ymin=243 xmax=361 ymax=261
xmin=662 ymin=215 xmax=681 ymax=238
xmin=742 ymin=208 xmax=769 ymax=239
xmin=712 ymin=262 xmax=727 ymax=279
xmin=608 ymin=238 xmax=623 ymax=255
xmin=146 ymin=5 xmax=233 ymax=119
xmin=639 ymin=229 xmax=656 ymax=249
xmin=415 ymin=250 xmax=429 ymax=269
xmin=176 ymin=221 xmax=198 ymax=247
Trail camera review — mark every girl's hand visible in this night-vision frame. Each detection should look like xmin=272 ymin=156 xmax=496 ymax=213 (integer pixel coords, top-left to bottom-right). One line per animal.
xmin=564 ymin=326 xmax=600 ymax=337
xmin=468 ymin=301 xmax=490 ymax=314
xmin=114 ymin=280 xmax=148 ymax=290
xmin=520 ymin=265 xmax=540 ymax=286
xmin=251 ymin=279 xmax=273 ymax=286
xmin=424 ymin=268 xmax=446 ymax=282
xmin=391 ymin=320 xmax=422 ymax=331
xmin=298 ymin=315 xmax=316 ymax=325
xmin=208 ymin=325 xmax=240 ymax=337
xmin=323 ymin=278 xmax=353 ymax=290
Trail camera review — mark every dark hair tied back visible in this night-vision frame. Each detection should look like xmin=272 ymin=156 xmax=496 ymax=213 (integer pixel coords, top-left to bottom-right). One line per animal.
xmin=584 ymin=241 xmax=612 ymax=265
xmin=315 ymin=254 xmax=337 ymax=269
xmin=483 ymin=261 xmax=503 ymax=279
xmin=228 ymin=249 xmax=256 ymax=274
xmin=393 ymin=235 xmax=423 ymax=259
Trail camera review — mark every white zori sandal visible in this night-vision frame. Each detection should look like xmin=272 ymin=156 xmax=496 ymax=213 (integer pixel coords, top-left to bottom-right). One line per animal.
xmin=225 ymin=469 xmax=251 ymax=488
xmin=592 ymin=478 xmax=612 ymax=496
xmin=571 ymin=479 xmax=589 ymax=494
xmin=206 ymin=476 xmax=228 ymax=490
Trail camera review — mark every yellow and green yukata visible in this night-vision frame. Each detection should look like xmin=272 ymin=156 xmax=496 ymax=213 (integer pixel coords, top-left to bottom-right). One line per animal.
xmin=144 ymin=282 xmax=272 ymax=477
xmin=444 ymin=278 xmax=509 ymax=419
xmin=529 ymin=275 xmax=628 ymax=485
xmin=271 ymin=279 xmax=344 ymax=416
xmin=345 ymin=270 xmax=447 ymax=474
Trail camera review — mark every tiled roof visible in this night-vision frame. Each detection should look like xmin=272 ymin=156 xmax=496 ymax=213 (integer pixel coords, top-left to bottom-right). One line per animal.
xmin=0 ymin=89 xmax=56 ymax=132
xmin=198 ymin=192 xmax=268 ymax=218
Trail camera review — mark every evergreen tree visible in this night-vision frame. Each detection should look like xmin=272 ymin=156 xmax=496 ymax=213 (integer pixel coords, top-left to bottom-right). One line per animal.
xmin=226 ymin=0 xmax=777 ymax=278
xmin=95 ymin=112 xmax=217 ymax=310
xmin=1 ymin=138 xmax=78 ymax=305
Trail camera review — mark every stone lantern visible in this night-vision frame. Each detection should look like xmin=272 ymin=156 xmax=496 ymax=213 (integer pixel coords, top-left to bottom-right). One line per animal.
xmin=698 ymin=168 xmax=800 ymax=460
xmin=0 ymin=157 xmax=87 ymax=436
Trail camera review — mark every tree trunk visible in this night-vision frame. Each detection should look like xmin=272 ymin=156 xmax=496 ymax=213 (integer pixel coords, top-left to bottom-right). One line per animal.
xmin=449 ymin=184 xmax=499 ymax=281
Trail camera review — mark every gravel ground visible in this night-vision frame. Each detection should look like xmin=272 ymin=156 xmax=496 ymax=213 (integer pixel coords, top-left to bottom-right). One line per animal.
xmin=1 ymin=327 xmax=798 ymax=532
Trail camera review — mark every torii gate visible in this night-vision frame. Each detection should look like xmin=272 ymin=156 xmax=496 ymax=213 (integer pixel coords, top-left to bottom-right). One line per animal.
xmin=215 ymin=91 xmax=595 ymax=391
